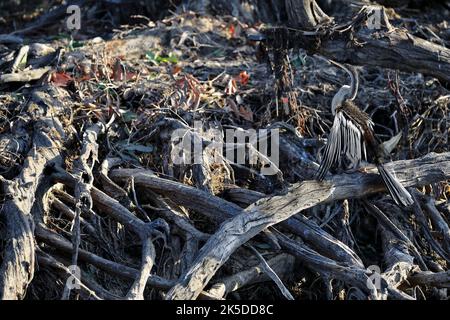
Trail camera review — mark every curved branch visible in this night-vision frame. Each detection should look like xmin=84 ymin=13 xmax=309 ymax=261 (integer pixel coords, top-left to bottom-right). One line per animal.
xmin=0 ymin=89 xmax=66 ymax=300
xmin=264 ymin=6 xmax=450 ymax=83
xmin=165 ymin=152 xmax=450 ymax=299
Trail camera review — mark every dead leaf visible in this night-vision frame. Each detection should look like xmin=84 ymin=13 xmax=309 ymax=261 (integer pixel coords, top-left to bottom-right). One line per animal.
xmin=172 ymin=65 xmax=182 ymax=75
xmin=225 ymin=78 xmax=237 ymax=95
xmin=229 ymin=24 xmax=236 ymax=38
xmin=238 ymin=71 xmax=250 ymax=85
xmin=50 ymin=72 xmax=72 ymax=87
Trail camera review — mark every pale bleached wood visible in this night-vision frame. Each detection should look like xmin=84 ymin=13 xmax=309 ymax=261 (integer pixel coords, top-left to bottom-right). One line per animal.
xmin=263 ymin=6 xmax=450 ymax=83
xmin=0 ymin=88 xmax=67 ymax=300
xmin=109 ymin=169 xmax=364 ymax=268
xmin=164 ymin=152 xmax=450 ymax=299
xmin=126 ymin=236 xmax=156 ymax=300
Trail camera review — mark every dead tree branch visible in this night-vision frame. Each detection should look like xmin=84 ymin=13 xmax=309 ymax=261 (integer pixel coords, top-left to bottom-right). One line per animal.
xmin=263 ymin=5 xmax=450 ymax=83
xmin=165 ymin=152 xmax=450 ymax=299
xmin=0 ymin=89 xmax=66 ymax=299
xmin=109 ymin=169 xmax=364 ymax=268
xmin=35 ymin=224 xmax=173 ymax=289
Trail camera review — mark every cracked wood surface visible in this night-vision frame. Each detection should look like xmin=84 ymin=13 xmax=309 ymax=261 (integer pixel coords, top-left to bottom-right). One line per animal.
xmin=263 ymin=6 xmax=450 ymax=83
xmin=162 ymin=152 xmax=450 ymax=299
xmin=0 ymin=88 xmax=67 ymax=299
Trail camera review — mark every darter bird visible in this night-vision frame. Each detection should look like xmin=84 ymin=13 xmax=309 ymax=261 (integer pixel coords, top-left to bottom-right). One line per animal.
xmin=316 ymin=60 xmax=413 ymax=207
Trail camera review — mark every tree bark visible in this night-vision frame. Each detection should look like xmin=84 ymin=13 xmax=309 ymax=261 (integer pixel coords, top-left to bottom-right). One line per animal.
xmin=0 ymin=89 xmax=66 ymax=299
xmin=264 ymin=4 xmax=450 ymax=83
xmin=165 ymin=152 xmax=450 ymax=299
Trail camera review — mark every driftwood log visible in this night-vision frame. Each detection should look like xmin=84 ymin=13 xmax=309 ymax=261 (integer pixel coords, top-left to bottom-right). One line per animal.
xmin=0 ymin=89 xmax=68 ymax=299
xmin=108 ymin=152 xmax=450 ymax=300
xmin=262 ymin=1 xmax=450 ymax=83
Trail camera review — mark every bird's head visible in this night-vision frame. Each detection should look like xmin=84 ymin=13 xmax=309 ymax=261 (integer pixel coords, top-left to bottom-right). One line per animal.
xmin=329 ymin=60 xmax=359 ymax=115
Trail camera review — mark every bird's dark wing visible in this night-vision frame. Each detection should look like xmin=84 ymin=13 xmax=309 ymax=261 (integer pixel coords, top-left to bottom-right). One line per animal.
xmin=316 ymin=111 xmax=367 ymax=180
xmin=339 ymin=102 xmax=374 ymax=163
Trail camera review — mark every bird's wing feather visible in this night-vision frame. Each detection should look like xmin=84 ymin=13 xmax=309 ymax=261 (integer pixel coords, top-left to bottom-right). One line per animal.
xmin=342 ymin=111 xmax=365 ymax=167
xmin=317 ymin=111 xmax=366 ymax=180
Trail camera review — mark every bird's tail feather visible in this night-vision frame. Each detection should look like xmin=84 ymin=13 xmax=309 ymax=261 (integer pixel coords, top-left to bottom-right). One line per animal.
xmin=377 ymin=164 xmax=413 ymax=207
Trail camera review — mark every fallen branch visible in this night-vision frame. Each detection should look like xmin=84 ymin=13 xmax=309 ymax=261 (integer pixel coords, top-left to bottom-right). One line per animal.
xmin=263 ymin=5 xmax=450 ymax=83
xmin=165 ymin=152 xmax=450 ymax=299
xmin=125 ymin=236 xmax=156 ymax=300
xmin=0 ymin=89 xmax=66 ymax=299
xmin=0 ymin=67 xmax=51 ymax=83
xmin=109 ymin=169 xmax=364 ymax=268
xmin=408 ymin=270 xmax=450 ymax=288
xmin=206 ymin=253 xmax=294 ymax=299
xmin=35 ymin=224 xmax=173 ymax=289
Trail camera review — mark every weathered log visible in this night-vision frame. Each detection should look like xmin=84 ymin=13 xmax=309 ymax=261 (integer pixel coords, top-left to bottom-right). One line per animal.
xmin=165 ymin=152 xmax=450 ymax=299
xmin=408 ymin=270 xmax=450 ymax=288
xmin=0 ymin=88 xmax=67 ymax=300
xmin=125 ymin=236 xmax=156 ymax=300
xmin=285 ymin=0 xmax=331 ymax=28
xmin=109 ymin=168 xmax=364 ymax=268
xmin=263 ymin=5 xmax=450 ymax=83
xmin=423 ymin=197 xmax=450 ymax=255
xmin=0 ymin=67 xmax=51 ymax=83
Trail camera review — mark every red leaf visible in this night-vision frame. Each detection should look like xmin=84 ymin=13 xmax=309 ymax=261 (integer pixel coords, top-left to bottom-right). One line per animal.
xmin=238 ymin=71 xmax=250 ymax=85
xmin=51 ymin=72 xmax=72 ymax=87
xmin=172 ymin=65 xmax=182 ymax=75
xmin=229 ymin=24 xmax=235 ymax=38
xmin=112 ymin=58 xmax=124 ymax=81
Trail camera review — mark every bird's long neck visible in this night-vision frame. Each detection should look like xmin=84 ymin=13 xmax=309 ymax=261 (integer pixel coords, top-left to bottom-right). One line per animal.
xmin=331 ymin=85 xmax=351 ymax=115
xmin=329 ymin=61 xmax=359 ymax=111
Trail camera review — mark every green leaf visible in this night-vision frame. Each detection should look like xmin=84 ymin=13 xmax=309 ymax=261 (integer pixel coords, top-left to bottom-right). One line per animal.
xmin=146 ymin=51 xmax=178 ymax=65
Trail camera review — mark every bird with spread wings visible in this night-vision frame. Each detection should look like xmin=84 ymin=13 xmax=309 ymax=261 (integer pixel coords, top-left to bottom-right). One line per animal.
xmin=316 ymin=60 xmax=413 ymax=207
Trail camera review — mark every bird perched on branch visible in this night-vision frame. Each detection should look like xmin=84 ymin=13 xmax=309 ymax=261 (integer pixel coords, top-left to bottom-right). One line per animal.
xmin=316 ymin=60 xmax=413 ymax=207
